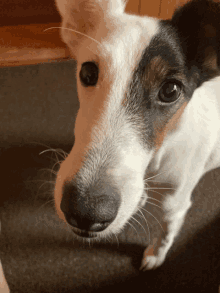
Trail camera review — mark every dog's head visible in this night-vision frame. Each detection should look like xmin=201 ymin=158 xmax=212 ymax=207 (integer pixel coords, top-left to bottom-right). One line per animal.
xmin=54 ymin=0 xmax=220 ymax=239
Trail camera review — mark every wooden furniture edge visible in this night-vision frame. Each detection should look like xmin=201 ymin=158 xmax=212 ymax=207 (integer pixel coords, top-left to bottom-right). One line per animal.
xmin=0 ymin=23 xmax=71 ymax=67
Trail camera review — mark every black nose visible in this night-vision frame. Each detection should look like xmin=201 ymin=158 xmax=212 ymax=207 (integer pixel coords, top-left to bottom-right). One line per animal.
xmin=60 ymin=182 xmax=120 ymax=233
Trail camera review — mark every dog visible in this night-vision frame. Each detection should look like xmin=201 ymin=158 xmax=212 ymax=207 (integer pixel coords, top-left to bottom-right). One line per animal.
xmin=54 ymin=0 xmax=220 ymax=270
xmin=0 ymin=261 xmax=9 ymax=293
xmin=0 ymin=222 xmax=10 ymax=292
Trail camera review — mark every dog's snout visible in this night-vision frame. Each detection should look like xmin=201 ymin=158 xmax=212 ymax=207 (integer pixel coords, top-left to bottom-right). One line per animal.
xmin=60 ymin=182 xmax=120 ymax=233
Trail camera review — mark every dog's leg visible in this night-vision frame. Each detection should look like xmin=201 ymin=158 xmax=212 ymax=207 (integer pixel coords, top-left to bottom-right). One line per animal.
xmin=140 ymin=193 xmax=192 ymax=270
xmin=141 ymin=145 xmax=215 ymax=271
xmin=141 ymin=76 xmax=220 ymax=270
xmin=0 ymin=260 xmax=10 ymax=293
xmin=0 ymin=222 xmax=10 ymax=292
xmin=141 ymin=137 xmax=218 ymax=269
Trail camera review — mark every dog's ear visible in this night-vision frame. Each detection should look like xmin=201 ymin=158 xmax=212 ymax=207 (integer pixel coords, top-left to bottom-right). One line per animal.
xmin=171 ymin=0 xmax=220 ymax=82
xmin=55 ymin=0 xmax=127 ymax=20
xmin=55 ymin=0 xmax=127 ymax=55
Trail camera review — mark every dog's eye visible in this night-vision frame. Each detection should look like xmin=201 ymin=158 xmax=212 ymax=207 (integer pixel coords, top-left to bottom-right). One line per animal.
xmin=80 ymin=62 xmax=99 ymax=87
xmin=158 ymin=81 xmax=182 ymax=103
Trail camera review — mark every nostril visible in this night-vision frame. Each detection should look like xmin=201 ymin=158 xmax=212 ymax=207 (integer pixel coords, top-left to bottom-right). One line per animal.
xmin=65 ymin=213 xmax=78 ymax=228
xmin=64 ymin=213 xmax=111 ymax=232
xmin=60 ymin=182 xmax=79 ymax=215
xmin=89 ymin=221 xmax=111 ymax=232
xmin=89 ymin=222 xmax=103 ymax=231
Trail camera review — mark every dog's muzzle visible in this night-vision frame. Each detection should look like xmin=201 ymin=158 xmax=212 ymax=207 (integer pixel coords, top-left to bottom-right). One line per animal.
xmin=60 ymin=181 xmax=121 ymax=237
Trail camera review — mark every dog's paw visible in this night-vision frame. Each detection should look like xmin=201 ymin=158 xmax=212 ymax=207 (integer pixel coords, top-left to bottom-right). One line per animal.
xmin=140 ymin=240 xmax=166 ymax=271
xmin=140 ymin=254 xmax=165 ymax=271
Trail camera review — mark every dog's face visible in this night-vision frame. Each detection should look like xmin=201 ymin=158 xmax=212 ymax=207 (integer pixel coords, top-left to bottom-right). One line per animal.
xmin=54 ymin=0 xmax=219 ymax=239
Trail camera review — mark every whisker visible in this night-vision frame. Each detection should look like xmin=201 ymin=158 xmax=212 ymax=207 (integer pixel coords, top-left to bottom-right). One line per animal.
xmin=112 ymin=232 xmax=119 ymax=247
xmin=104 ymin=235 xmax=112 ymax=244
xmin=26 ymin=179 xmax=55 ymax=184
xmin=146 ymin=187 xmax=176 ymax=191
xmin=145 ymin=189 xmax=166 ymax=197
xmin=136 ymin=209 xmax=151 ymax=244
xmin=36 ymin=199 xmax=55 ymax=213
xmin=29 ymin=141 xmax=66 ymax=159
xmin=39 ymin=149 xmax=61 ymax=161
xmin=145 ymin=179 xmax=169 ymax=184
xmin=145 ymin=182 xmax=150 ymax=187
xmin=127 ymin=220 xmax=140 ymax=239
xmin=38 ymin=181 xmax=55 ymax=191
xmin=144 ymin=170 xmax=169 ymax=181
xmin=139 ymin=207 xmax=165 ymax=235
xmin=37 ymin=191 xmax=54 ymax=198
xmin=131 ymin=216 xmax=148 ymax=238
xmin=146 ymin=201 xmax=163 ymax=211
xmin=39 ymin=148 xmax=66 ymax=161
xmin=35 ymin=140 xmax=68 ymax=161
xmin=56 ymin=148 xmax=68 ymax=158
xmin=29 ymin=141 xmax=56 ymax=151
xmin=51 ymin=160 xmax=62 ymax=173
xmin=39 ymin=168 xmax=58 ymax=176
xmin=44 ymin=27 xmax=103 ymax=47
xmin=147 ymin=197 xmax=163 ymax=204
xmin=34 ymin=177 xmax=55 ymax=203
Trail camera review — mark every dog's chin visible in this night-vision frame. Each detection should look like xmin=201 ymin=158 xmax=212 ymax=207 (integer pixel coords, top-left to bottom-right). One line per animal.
xmin=71 ymin=227 xmax=99 ymax=239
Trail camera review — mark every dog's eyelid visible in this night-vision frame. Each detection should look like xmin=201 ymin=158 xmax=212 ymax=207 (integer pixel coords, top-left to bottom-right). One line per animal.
xmin=162 ymin=78 xmax=183 ymax=86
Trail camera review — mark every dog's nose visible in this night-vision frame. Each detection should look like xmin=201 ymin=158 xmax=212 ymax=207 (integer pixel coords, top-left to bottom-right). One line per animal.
xmin=60 ymin=182 xmax=120 ymax=232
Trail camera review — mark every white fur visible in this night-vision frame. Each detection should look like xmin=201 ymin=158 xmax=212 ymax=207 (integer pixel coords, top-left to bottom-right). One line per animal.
xmin=142 ymin=76 xmax=220 ymax=269
xmin=54 ymin=0 xmax=159 ymax=236
xmin=54 ymin=0 xmax=220 ymax=271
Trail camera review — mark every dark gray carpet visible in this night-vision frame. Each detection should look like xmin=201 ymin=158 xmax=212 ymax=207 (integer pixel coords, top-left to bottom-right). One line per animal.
xmin=0 ymin=61 xmax=220 ymax=293
xmin=1 ymin=145 xmax=220 ymax=293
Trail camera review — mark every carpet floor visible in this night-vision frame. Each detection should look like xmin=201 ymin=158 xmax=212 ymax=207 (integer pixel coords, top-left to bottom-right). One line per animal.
xmin=1 ymin=145 xmax=220 ymax=293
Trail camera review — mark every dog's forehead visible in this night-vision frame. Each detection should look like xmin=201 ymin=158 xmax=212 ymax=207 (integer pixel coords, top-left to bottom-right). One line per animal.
xmin=77 ymin=15 xmax=160 ymax=70
xmin=77 ymin=16 xmax=185 ymax=98
xmin=73 ymin=15 xmax=188 ymax=155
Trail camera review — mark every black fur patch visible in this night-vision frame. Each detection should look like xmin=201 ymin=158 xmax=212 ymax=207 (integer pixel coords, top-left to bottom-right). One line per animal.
xmin=171 ymin=0 xmax=220 ymax=84
xmin=125 ymin=0 xmax=220 ymax=149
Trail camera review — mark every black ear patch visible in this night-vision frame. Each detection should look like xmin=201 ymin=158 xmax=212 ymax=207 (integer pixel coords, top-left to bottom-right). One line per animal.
xmin=171 ymin=0 xmax=220 ymax=83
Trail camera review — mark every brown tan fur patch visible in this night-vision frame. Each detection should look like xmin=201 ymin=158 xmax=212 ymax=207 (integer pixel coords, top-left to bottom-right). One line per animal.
xmin=144 ymin=56 xmax=170 ymax=89
xmin=154 ymin=101 xmax=187 ymax=151
xmin=204 ymin=46 xmax=218 ymax=71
